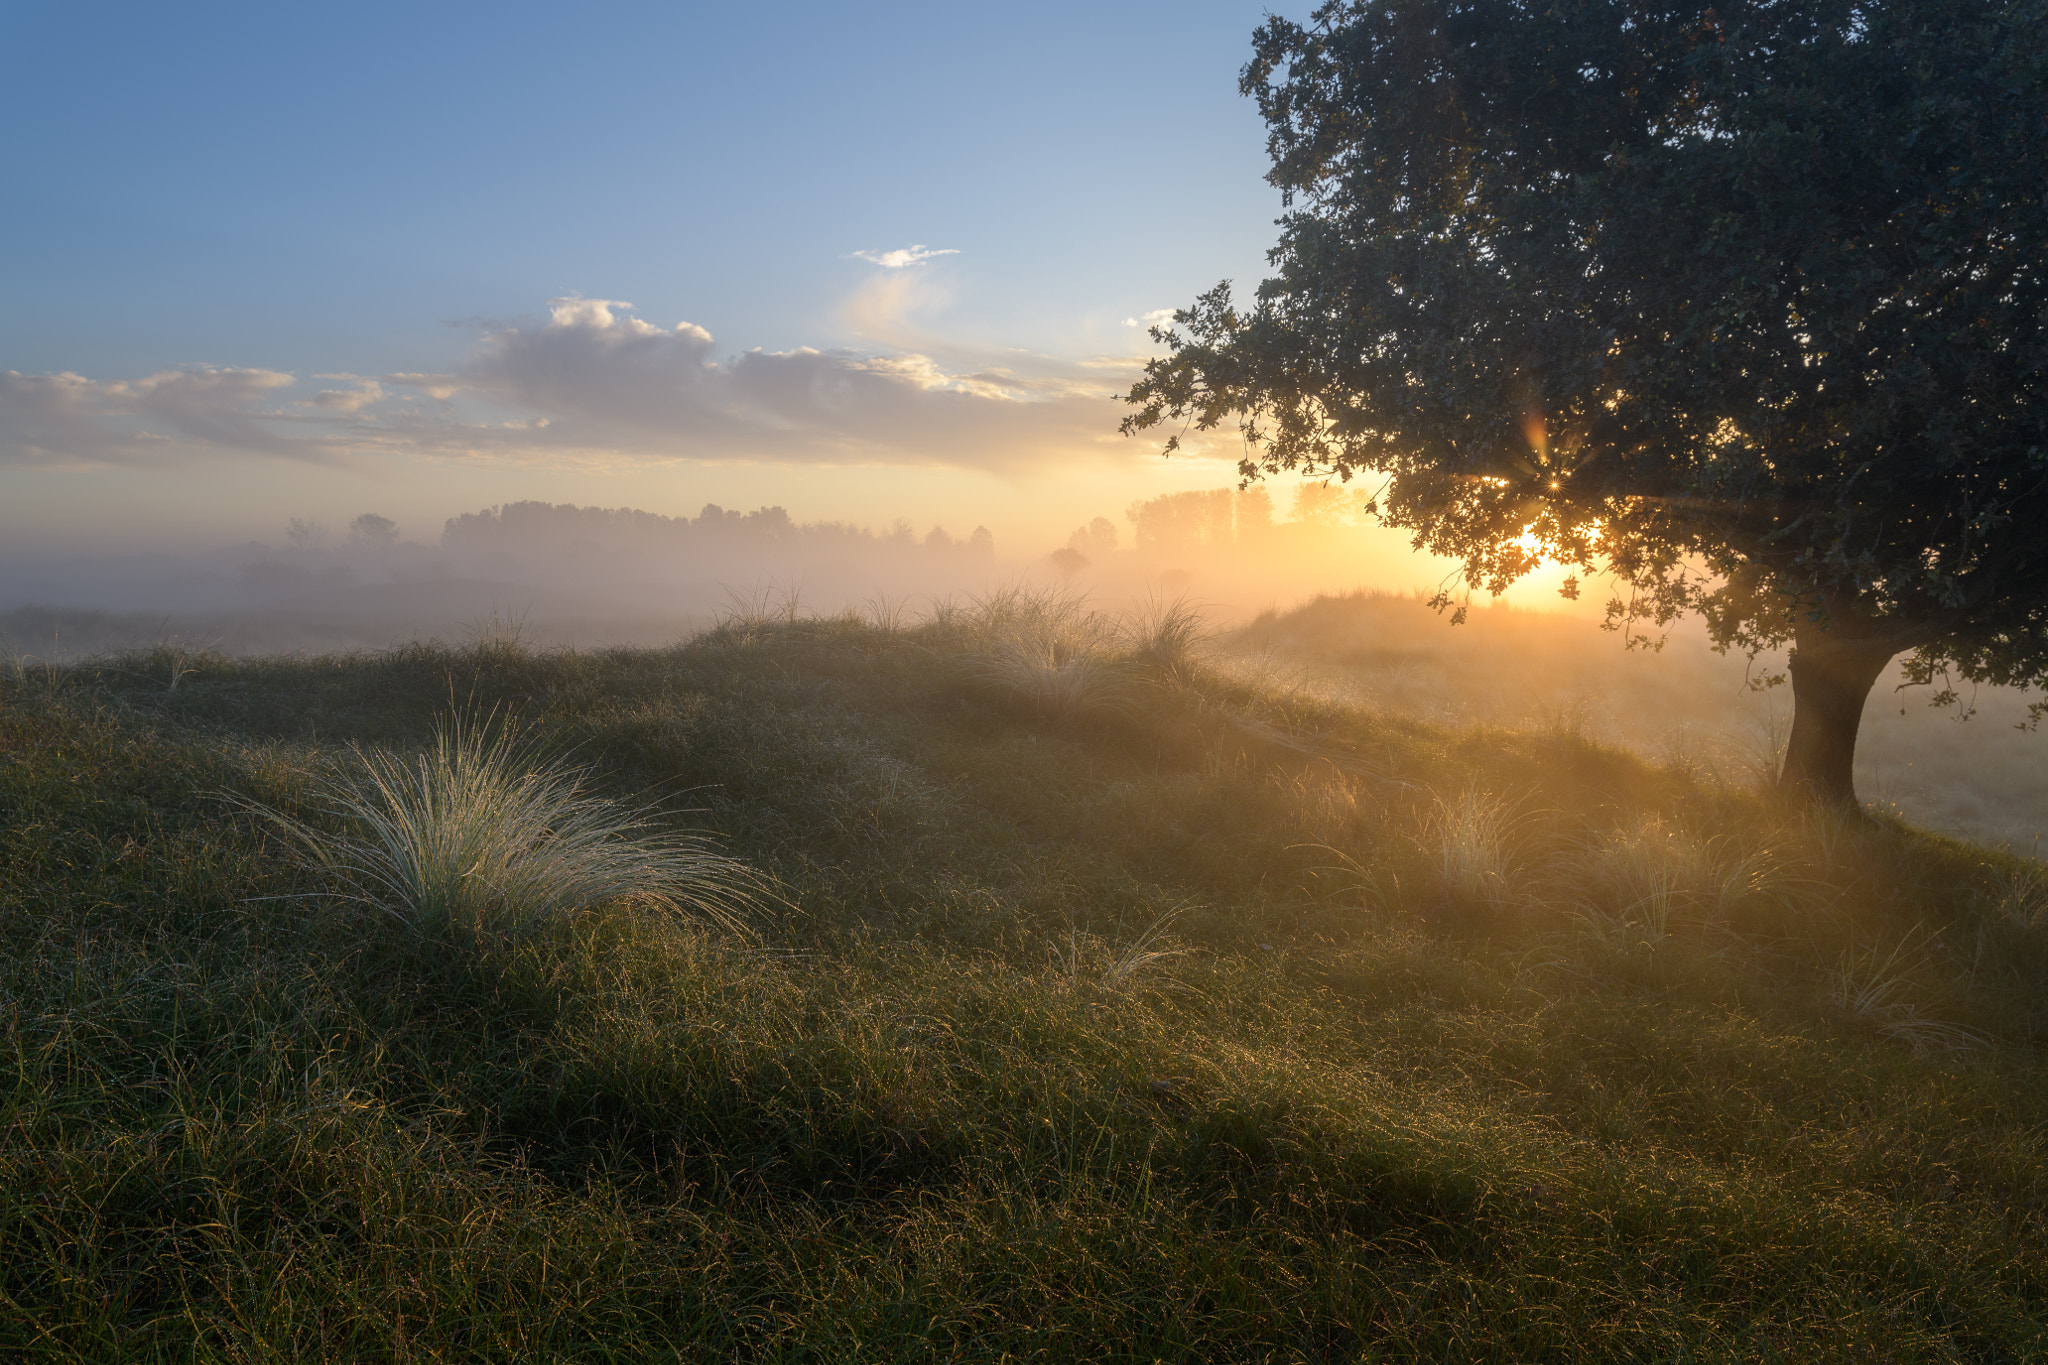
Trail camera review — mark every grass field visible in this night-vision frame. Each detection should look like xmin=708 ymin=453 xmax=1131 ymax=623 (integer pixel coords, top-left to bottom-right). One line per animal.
xmin=1231 ymin=591 xmax=2048 ymax=851
xmin=3 ymin=594 xmax=2045 ymax=1360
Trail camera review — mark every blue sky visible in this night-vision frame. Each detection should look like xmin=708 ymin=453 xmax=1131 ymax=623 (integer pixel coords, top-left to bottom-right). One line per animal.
xmin=2 ymin=0 xmax=1307 ymax=553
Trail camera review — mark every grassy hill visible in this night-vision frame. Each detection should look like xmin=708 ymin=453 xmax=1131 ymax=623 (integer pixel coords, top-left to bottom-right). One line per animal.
xmin=1228 ymin=590 xmax=2048 ymax=852
xmin=2 ymin=594 xmax=2045 ymax=1360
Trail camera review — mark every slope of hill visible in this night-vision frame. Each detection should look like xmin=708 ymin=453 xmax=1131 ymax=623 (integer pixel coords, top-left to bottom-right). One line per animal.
xmin=1232 ymin=590 xmax=2048 ymax=851
xmin=2 ymin=597 xmax=2044 ymax=1360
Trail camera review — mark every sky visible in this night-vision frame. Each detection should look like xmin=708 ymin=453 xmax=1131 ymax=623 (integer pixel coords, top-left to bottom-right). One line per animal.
xmin=0 ymin=0 xmax=1326 ymax=560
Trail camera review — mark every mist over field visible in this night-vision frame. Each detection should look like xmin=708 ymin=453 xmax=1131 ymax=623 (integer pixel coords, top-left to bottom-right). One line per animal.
xmin=13 ymin=0 xmax=2048 ymax=1353
xmin=0 ymin=485 xmax=1415 ymax=651
xmin=6 ymin=484 xmax=2041 ymax=851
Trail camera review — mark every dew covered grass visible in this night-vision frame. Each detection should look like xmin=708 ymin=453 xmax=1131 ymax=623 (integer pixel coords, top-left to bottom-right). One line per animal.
xmin=2 ymin=596 xmax=2045 ymax=1360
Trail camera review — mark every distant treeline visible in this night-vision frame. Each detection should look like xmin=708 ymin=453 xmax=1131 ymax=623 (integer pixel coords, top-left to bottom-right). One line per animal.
xmin=1118 ymin=484 xmax=1378 ymax=555
xmin=441 ymin=501 xmax=996 ymax=561
xmin=1049 ymin=486 xmax=1381 ymax=572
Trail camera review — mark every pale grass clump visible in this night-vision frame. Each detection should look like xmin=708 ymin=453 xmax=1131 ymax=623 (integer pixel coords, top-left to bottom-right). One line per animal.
xmin=1562 ymin=817 xmax=1783 ymax=940
xmin=1278 ymin=768 xmax=1374 ymax=850
xmin=1050 ymin=906 xmax=1191 ymax=994
xmin=1795 ymin=801 xmax=1897 ymax=876
xmin=1984 ymin=860 xmax=2048 ymax=930
xmin=963 ymin=585 xmax=1137 ymax=717
xmin=1123 ymin=594 xmax=1208 ymax=684
xmin=715 ymin=580 xmax=808 ymax=639
xmin=268 ymin=717 xmax=764 ymax=939
xmin=1423 ymin=789 xmax=1526 ymax=909
xmin=862 ymin=591 xmax=912 ymax=633
xmin=122 ymin=639 xmax=210 ymax=694
xmin=463 ymin=608 xmax=532 ymax=659
xmin=0 ymin=644 xmax=53 ymax=692
xmin=974 ymin=640 xmax=1136 ymax=717
xmin=1828 ymin=930 xmax=1985 ymax=1055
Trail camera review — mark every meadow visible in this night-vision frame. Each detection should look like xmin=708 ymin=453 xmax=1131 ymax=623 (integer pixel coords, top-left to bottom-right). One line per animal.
xmin=2 ymin=592 xmax=2046 ymax=1361
xmin=1229 ymin=591 xmax=2048 ymax=852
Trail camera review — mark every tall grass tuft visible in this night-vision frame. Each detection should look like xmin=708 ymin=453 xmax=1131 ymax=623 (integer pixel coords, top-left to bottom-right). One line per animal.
xmin=1423 ymin=788 xmax=1526 ymax=912
xmin=266 ymin=716 xmax=765 ymax=939
xmin=963 ymin=585 xmax=1136 ymax=717
xmin=1563 ymin=817 xmax=1783 ymax=940
xmin=464 ymin=608 xmax=532 ymax=662
xmin=0 ymin=643 xmax=58 ymax=694
xmin=1829 ymin=929 xmax=1986 ymax=1055
xmin=1051 ymin=905 xmax=1192 ymax=994
xmin=1986 ymin=860 xmax=2048 ymax=930
xmin=862 ymin=591 xmax=912 ymax=633
xmin=716 ymin=579 xmax=808 ymax=639
xmin=1125 ymin=593 xmax=1208 ymax=685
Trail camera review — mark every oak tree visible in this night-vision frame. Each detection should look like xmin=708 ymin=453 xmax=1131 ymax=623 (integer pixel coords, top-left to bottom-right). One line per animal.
xmin=1124 ymin=0 xmax=2048 ymax=803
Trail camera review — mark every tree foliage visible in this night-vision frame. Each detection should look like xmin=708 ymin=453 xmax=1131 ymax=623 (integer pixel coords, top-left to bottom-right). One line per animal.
xmin=1125 ymin=0 xmax=2048 ymax=786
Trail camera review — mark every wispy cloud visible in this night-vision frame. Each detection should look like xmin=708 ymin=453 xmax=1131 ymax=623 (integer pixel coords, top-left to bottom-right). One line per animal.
xmin=381 ymin=372 xmax=459 ymax=401
xmin=0 ymin=297 xmax=1144 ymax=474
xmin=439 ymin=297 xmax=1116 ymax=469
xmin=0 ymin=365 xmax=341 ymax=466
xmin=1122 ymin=308 xmax=1177 ymax=328
xmin=840 ymin=267 xmax=956 ymax=350
xmin=847 ymin=244 xmax=960 ymax=269
xmin=302 ymin=377 xmax=385 ymax=416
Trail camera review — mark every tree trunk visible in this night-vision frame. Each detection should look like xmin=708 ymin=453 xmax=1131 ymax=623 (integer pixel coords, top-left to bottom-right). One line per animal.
xmin=1777 ymin=628 xmax=1897 ymax=806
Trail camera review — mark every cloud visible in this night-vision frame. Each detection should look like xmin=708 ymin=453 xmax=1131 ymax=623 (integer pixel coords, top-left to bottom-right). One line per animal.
xmin=115 ymin=368 xmax=321 ymax=460
xmin=0 ymin=370 xmax=130 ymax=465
xmin=0 ymin=297 xmax=1146 ymax=474
xmin=840 ymin=267 xmax=955 ymax=349
xmin=538 ymin=296 xmax=713 ymax=342
xmin=0 ymin=365 xmax=337 ymax=466
xmin=448 ymin=299 xmax=1122 ymax=469
xmin=848 ymin=244 xmax=960 ymax=269
xmin=1123 ymin=308 xmax=1178 ymax=328
xmin=302 ymin=378 xmax=385 ymax=415
xmin=381 ymin=372 xmax=459 ymax=401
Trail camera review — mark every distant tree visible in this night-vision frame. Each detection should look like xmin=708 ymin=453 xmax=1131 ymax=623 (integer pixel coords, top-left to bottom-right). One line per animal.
xmin=1126 ymin=489 xmax=1234 ymax=554
xmin=1290 ymin=480 xmax=1371 ymax=527
xmin=1068 ymin=517 xmax=1121 ymax=559
xmin=1049 ymin=546 xmax=1091 ymax=578
xmin=346 ymin=513 xmax=399 ymax=549
xmin=1124 ymin=488 xmax=1274 ymax=555
xmin=284 ymin=517 xmax=327 ymax=551
xmin=1124 ymin=0 xmax=2048 ymax=805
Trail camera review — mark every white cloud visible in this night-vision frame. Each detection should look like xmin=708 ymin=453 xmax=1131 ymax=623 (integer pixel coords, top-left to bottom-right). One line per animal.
xmin=302 ymin=378 xmax=385 ymax=415
xmin=382 ymin=372 xmax=459 ymax=401
xmin=1122 ymin=308 xmax=1178 ymax=328
xmin=541 ymin=296 xmax=710 ymax=340
xmin=848 ymin=244 xmax=960 ymax=269
xmin=0 ymin=365 xmax=336 ymax=466
xmin=0 ymin=298 xmax=1142 ymax=473
xmin=840 ymin=266 xmax=956 ymax=349
xmin=449 ymin=299 xmax=1120 ymax=469
xmin=0 ymin=370 xmax=126 ymax=465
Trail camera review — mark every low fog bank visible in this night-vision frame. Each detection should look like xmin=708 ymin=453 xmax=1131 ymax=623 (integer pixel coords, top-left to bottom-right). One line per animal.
xmin=0 ymin=486 xmax=1464 ymax=656
xmin=0 ymin=502 xmax=1017 ymax=655
xmin=4 ymin=490 xmax=2039 ymax=849
xmin=1230 ymin=592 xmax=2048 ymax=852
